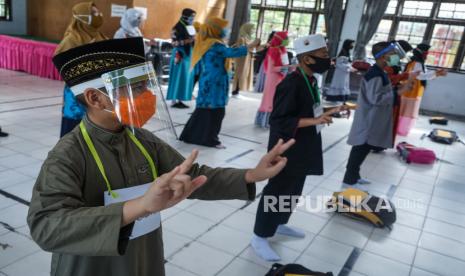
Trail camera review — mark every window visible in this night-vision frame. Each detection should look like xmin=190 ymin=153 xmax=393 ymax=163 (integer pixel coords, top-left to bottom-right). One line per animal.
xmin=293 ymin=0 xmax=316 ymax=9
xmin=386 ymin=0 xmax=399 ymax=15
xmin=428 ymin=24 xmax=465 ymax=68
xmin=251 ymin=0 xmax=331 ymax=44
xmin=438 ymin=2 xmax=465 ymax=20
xmin=250 ymin=9 xmax=260 ymax=39
xmin=288 ymin=12 xmax=312 ymax=44
xmin=0 ymin=0 xmax=11 ymax=21
xmin=261 ymin=10 xmax=286 ymax=40
xmin=266 ymin=0 xmax=288 ymax=6
xmin=396 ymin=21 xmax=427 ymax=47
xmin=367 ymin=20 xmax=393 ymax=56
xmin=315 ymin=14 xmax=326 ymax=36
xmin=377 ymin=0 xmax=465 ymax=71
xmin=402 ymin=1 xmax=434 ymax=17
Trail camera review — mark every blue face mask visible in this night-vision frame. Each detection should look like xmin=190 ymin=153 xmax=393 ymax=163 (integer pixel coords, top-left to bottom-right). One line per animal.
xmin=182 ymin=15 xmax=195 ymax=25
xmin=220 ymin=28 xmax=230 ymax=38
xmin=387 ymin=54 xmax=401 ymax=67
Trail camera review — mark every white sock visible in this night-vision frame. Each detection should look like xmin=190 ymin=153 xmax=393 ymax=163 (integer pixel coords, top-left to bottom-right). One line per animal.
xmin=250 ymin=234 xmax=281 ymax=262
xmin=276 ymin=224 xmax=306 ymax=238
xmin=357 ymin=178 xmax=371 ymax=185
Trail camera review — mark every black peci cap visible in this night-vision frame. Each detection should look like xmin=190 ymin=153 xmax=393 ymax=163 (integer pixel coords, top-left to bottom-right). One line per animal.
xmin=52 ymin=37 xmax=146 ymax=95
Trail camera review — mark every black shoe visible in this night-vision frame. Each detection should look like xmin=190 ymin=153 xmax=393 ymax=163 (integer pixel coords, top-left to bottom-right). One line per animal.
xmin=177 ymin=102 xmax=189 ymax=109
xmin=0 ymin=129 xmax=8 ymax=137
xmin=171 ymin=102 xmax=186 ymax=109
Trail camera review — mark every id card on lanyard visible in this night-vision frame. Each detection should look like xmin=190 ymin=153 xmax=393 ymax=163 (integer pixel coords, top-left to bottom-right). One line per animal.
xmin=80 ymin=122 xmax=160 ymax=240
xmin=299 ymin=68 xmax=323 ymax=133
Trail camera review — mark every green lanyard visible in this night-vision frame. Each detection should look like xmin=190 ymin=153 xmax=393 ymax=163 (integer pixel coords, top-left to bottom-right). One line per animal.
xmin=299 ymin=67 xmax=321 ymax=104
xmin=80 ymin=122 xmax=158 ymax=199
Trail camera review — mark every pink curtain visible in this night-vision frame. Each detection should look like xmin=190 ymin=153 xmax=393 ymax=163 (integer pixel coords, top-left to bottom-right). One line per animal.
xmin=0 ymin=35 xmax=62 ymax=81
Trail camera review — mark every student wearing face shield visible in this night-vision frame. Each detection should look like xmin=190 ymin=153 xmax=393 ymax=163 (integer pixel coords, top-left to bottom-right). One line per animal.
xmin=55 ymin=2 xmax=108 ymax=138
xmin=342 ymin=42 xmax=417 ymax=189
xmin=27 ymin=37 xmax=295 ymax=276
xmin=251 ymin=34 xmax=347 ymax=262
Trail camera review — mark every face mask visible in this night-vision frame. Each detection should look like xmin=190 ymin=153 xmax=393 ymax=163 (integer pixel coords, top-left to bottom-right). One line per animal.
xmin=182 ymin=15 xmax=195 ymax=25
xmin=220 ymin=28 xmax=230 ymax=38
xmin=91 ymin=13 xmax=104 ymax=28
xmin=306 ymin=55 xmax=331 ymax=74
xmin=387 ymin=54 xmax=400 ymax=67
xmin=281 ymin=39 xmax=289 ymax=47
xmin=101 ymin=90 xmax=157 ymax=128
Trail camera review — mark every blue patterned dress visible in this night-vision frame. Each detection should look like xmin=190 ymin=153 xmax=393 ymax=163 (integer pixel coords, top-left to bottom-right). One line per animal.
xmin=180 ymin=43 xmax=247 ymax=147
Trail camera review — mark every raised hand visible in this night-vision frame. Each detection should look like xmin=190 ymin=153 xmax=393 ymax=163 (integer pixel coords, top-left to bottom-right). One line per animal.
xmin=245 ymin=139 xmax=295 ymax=183
xmin=140 ymin=150 xmax=207 ymax=213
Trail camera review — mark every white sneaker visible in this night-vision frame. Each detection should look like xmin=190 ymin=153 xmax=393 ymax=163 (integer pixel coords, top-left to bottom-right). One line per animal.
xmin=357 ymin=178 xmax=371 ymax=185
xmin=250 ymin=235 xmax=281 ymax=262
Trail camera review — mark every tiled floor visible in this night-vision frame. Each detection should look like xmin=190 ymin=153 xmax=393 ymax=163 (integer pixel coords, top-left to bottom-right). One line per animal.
xmin=1 ymin=68 xmax=465 ymax=276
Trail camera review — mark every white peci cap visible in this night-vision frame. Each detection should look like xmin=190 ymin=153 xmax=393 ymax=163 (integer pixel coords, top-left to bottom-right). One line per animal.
xmin=294 ymin=34 xmax=327 ymax=55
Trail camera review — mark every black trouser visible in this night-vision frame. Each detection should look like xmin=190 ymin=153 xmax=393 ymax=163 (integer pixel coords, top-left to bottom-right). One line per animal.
xmin=254 ymin=169 xmax=307 ymax=238
xmin=343 ymin=143 xmax=383 ymax=185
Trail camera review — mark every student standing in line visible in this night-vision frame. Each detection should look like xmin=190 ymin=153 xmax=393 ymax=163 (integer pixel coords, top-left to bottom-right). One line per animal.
xmin=251 ymin=34 xmax=346 ymax=262
xmin=342 ymin=42 xmax=417 ymax=188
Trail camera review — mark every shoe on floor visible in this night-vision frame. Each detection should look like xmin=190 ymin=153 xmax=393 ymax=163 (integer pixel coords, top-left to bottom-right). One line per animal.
xmin=357 ymin=178 xmax=371 ymax=185
xmin=276 ymin=224 xmax=306 ymax=238
xmin=0 ymin=129 xmax=8 ymax=137
xmin=215 ymin=144 xmax=226 ymax=149
xmin=250 ymin=235 xmax=281 ymax=262
xmin=178 ymin=102 xmax=189 ymax=109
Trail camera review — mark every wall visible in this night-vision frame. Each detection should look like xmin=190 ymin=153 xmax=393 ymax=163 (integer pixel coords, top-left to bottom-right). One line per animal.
xmin=421 ymin=72 xmax=465 ymax=117
xmin=135 ymin=0 xmax=226 ymax=39
xmin=28 ymin=0 xmax=133 ymax=41
xmin=0 ymin=0 xmax=27 ymax=35
xmin=27 ymin=0 xmax=226 ymax=41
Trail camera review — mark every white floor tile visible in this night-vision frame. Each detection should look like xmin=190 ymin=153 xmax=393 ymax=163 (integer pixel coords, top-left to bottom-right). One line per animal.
xmin=353 ymin=251 xmax=411 ymax=276
xmin=1 ymin=250 xmax=51 ymax=276
xmin=217 ymin=257 xmax=269 ymax=276
xmin=168 ymin=241 xmax=234 ymax=276
xmin=198 ymin=224 xmax=251 ymax=255
xmin=163 ymin=211 xmax=216 ymax=239
xmin=364 ymin=233 xmax=417 ymax=265
xmin=414 ymin=248 xmax=465 ymax=276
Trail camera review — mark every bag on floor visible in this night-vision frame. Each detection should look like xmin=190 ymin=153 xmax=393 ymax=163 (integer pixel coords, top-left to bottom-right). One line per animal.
xmin=327 ymin=188 xmax=396 ymax=229
xmin=396 ymin=142 xmax=436 ymax=164
xmin=425 ymin=129 xmax=463 ymax=145
xmin=265 ymin=263 xmax=334 ymax=276
xmin=429 ymin=117 xmax=448 ymax=125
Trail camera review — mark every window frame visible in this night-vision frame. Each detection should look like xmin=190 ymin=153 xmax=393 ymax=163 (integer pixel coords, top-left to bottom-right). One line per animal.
xmin=378 ymin=0 xmax=465 ymax=71
xmin=250 ymin=0 xmax=341 ymax=45
xmin=0 ymin=0 xmax=12 ymax=21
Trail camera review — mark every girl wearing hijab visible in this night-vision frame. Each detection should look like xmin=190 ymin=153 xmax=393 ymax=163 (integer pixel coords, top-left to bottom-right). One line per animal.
xmin=255 ymin=31 xmax=291 ymax=128
xmin=166 ymin=8 xmax=197 ymax=109
xmin=114 ymin=8 xmax=143 ymax=38
xmin=231 ymin=23 xmax=255 ymax=96
xmin=398 ymin=43 xmax=447 ymax=136
xmin=326 ymin=39 xmax=355 ymax=102
xmin=254 ymin=31 xmax=276 ymax=93
xmin=180 ymin=17 xmax=260 ymax=148
xmin=55 ymin=2 xmax=107 ymax=137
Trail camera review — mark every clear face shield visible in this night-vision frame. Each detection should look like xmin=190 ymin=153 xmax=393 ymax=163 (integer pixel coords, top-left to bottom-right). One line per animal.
xmin=374 ymin=42 xmax=407 ymax=67
xmin=101 ymin=62 xmax=178 ymax=141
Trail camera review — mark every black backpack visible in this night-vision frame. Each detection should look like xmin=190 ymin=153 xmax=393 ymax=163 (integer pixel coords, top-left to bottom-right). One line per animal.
xmin=424 ymin=129 xmax=464 ymax=145
xmin=266 ymin=263 xmax=334 ymax=276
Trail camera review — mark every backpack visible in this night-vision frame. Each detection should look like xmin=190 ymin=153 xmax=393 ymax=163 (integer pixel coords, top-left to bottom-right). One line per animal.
xmin=396 ymin=142 xmax=436 ymax=164
xmin=429 ymin=117 xmax=448 ymax=126
xmin=424 ymin=129 xmax=464 ymax=145
xmin=327 ymin=188 xmax=396 ymax=229
xmin=265 ymin=263 xmax=334 ymax=276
